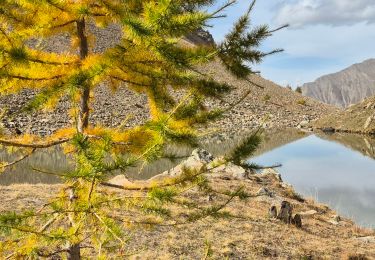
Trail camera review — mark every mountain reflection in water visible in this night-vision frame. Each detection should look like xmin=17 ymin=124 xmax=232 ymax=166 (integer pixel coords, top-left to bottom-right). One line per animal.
xmin=251 ymin=134 xmax=375 ymax=228
xmin=1 ymin=130 xmax=374 ymax=228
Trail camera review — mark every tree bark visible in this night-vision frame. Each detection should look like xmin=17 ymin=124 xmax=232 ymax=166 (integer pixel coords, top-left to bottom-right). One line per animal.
xmin=66 ymin=18 xmax=90 ymax=260
xmin=76 ymin=18 xmax=90 ymax=133
xmin=67 ymin=243 xmax=81 ymax=260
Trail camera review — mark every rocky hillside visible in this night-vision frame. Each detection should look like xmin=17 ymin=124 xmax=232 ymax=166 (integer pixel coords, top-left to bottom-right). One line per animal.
xmin=314 ymin=96 xmax=375 ymax=135
xmin=302 ymin=59 xmax=375 ymax=108
xmin=0 ymin=25 xmax=336 ymax=137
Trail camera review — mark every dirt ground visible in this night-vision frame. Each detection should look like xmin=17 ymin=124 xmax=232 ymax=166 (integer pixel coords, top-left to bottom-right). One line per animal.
xmin=0 ymin=172 xmax=374 ymax=259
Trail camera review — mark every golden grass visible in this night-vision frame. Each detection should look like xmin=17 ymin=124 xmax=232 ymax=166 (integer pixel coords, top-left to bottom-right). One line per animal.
xmin=0 ymin=175 xmax=374 ymax=259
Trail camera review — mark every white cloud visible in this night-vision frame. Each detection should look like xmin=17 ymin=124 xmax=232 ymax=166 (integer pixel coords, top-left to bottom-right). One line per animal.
xmin=211 ymin=1 xmax=375 ymax=85
xmin=274 ymin=0 xmax=375 ymax=28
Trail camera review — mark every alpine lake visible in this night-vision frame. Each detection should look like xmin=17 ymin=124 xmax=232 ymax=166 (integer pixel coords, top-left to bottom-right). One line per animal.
xmin=1 ymin=128 xmax=374 ymax=228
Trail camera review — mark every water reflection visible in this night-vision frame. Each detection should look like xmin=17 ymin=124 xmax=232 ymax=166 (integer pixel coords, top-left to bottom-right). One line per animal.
xmin=0 ymin=128 xmax=305 ymax=184
xmin=250 ymin=134 xmax=375 ymax=228
xmin=1 ymin=129 xmax=374 ymax=228
xmin=0 ymin=147 xmax=71 ymax=185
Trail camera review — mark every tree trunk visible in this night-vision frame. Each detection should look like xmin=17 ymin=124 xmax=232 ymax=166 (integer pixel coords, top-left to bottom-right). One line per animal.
xmin=66 ymin=18 xmax=90 ymax=260
xmin=67 ymin=243 xmax=81 ymax=260
xmin=76 ymin=18 xmax=90 ymax=133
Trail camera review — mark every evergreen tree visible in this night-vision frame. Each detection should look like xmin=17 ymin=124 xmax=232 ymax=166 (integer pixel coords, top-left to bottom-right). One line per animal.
xmin=0 ymin=0 xmax=284 ymax=258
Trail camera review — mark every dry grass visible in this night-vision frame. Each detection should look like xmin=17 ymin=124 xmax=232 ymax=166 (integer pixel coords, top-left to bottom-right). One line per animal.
xmin=1 ymin=174 xmax=374 ymax=259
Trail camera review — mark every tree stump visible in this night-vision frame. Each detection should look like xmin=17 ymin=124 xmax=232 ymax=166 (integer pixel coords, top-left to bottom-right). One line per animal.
xmin=277 ymin=201 xmax=292 ymax=224
xmin=291 ymin=214 xmax=302 ymax=228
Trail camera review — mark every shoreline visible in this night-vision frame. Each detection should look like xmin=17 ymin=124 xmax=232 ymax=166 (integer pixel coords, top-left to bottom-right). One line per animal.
xmin=1 ymin=151 xmax=374 ymax=259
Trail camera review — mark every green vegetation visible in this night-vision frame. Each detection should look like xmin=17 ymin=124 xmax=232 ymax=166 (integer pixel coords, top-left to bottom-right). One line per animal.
xmin=0 ymin=0 xmax=283 ymax=258
xmin=297 ymin=99 xmax=307 ymax=106
xmin=263 ymin=94 xmax=271 ymax=102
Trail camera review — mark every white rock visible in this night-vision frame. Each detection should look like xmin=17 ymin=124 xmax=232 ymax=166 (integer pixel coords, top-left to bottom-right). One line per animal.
xmin=256 ymin=187 xmax=273 ymax=197
xmin=107 ymin=175 xmax=133 ymax=186
xmin=363 ymin=113 xmax=375 ymax=129
xmin=354 ymin=236 xmax=375 ymax=243
xmin=299 ymin=210 xmax=318 ymax=218
xmin=224 ymin=162 xmax=247 ymax=179
xmin=262 ymin=169 xmax=283 ymax=182
xmin=299 ymin=120 xmax=309 ymax=127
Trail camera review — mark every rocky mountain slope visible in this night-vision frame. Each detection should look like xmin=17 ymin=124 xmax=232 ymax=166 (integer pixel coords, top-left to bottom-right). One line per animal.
xmin=0 ymin=25 xmax=336 ymax=137
xmin=313 ymin=96 xmax=375 ymax=135
xmin=302 ymin=59 xmax=375 ymax=108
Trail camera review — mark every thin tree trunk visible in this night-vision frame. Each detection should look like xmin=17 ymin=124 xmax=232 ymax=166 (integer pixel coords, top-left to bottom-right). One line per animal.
xmin=66 ymin=18 xmax=90 ymax=260
xmin=67 ymin=243 xmax=81 ymax=260
xmin=76 ymin=18 xmax=90 ymax=133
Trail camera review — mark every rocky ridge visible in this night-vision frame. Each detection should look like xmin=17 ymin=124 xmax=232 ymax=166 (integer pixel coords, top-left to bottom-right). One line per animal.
xmin=0 ymin=24 xmax=336 ymax=137
xmin=302 ymin=59 xmax=375 ymax=108
xmin=313 ymin=96 xmax=375 ymax=135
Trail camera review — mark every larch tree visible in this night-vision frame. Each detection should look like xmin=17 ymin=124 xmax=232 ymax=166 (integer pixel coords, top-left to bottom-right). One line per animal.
xmin=0 ymin=0 xmax=284 ymax=258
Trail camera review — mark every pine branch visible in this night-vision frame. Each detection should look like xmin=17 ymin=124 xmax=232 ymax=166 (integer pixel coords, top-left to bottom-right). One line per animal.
xmin=0 ymin=148 xmax=36 ymax=169
xmin=0 ymin=138 xmax=70 ymax=148
xmin=5 ymin=74 xmax=65 ymax=81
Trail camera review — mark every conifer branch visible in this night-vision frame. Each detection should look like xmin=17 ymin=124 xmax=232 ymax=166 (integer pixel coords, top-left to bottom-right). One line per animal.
xmin=0 ymin=148 xmax=36 ymax=169
xmin=5 ymin=74 xmax=65 ymax=81
xmin=0 ymin=138 xmax=70 ymax=148
xmin=267 ymin=24 xmax=289 ymax=34
xmin=51 ymin=20 xmax=77 ymax=29
xmin=93 ymin=213 xmax=125 ymax=245
xmin=209 ymin=0 xmax=237 ymax=18
xmin=110 ymin=75 xmax=151 ymax=87
xmin=0 ymin=27 xmax=12 ymax=45
xmin=0 ymin=225 xmax=55 ymax=238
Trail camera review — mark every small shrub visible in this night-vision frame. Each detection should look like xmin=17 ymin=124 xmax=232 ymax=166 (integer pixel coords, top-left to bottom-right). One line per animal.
xmin=297 ymin=99 xmax=307 ymax=106
xmin=295 ymin=87 xmax=302 ymax=93
xmin=263 ymin=94 xmax=271 ymax=102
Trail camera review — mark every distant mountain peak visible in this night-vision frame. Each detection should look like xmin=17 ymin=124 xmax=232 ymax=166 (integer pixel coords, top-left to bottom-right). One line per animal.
xmin=302 ymin=59 xmax=375 ymax=108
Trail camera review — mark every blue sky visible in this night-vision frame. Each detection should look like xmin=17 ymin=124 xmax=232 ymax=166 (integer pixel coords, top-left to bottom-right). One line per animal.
xmin=208 ymin=0 xmax=375 ymax=87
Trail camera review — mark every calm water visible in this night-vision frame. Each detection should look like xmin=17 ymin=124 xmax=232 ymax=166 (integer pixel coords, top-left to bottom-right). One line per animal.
xmin=1 ymin=130 xmax=374 ymax=227
xmin=251 ymin=134 xmax=375 ymax=228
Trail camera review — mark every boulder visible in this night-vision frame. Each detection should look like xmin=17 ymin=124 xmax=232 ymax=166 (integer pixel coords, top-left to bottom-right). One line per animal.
xmin=268 ymin=205 xmax=277 ymax=218
xmin=354 ymin=236 xmax=375 ymax=243
xmin=223 ymin=163 xmax=247 ymax=180
xmin=328 ymin=215 xmax=342 ymax=225
xmin=261 ymin=168 xmax=283 ymax=182
xmin=299 ymin=210 xmax=318 ymax=218
xmin=151 ymin=148 xmax=214 ymax=182
xmin=257 ymin=187 xmax=273 ymax=197
xmin=109 ymin=149 xmax=215 ymax=186
xmin=210 ymin=161 xmax=248 ymax=180
xmin=106 ymin=175 xmax=134 ymax=187
xmin=299 ymin=120 xmax=309 ymax=128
